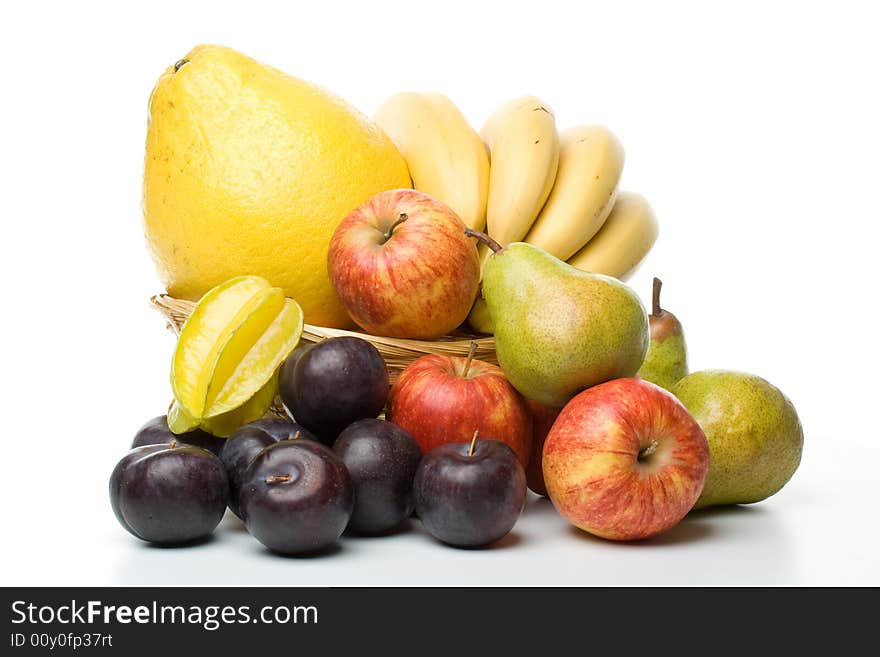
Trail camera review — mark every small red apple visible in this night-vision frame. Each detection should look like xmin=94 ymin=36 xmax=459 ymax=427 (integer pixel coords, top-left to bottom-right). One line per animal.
xmin=387 ymin=348 xmax=532 ymax=467
xmin=543 ymin=377 xmax=709 ymax=541
xmin=524 ymin=400 xmax=561 ymax=497
xmin=328 ymin=189 xmax=480 ymax=339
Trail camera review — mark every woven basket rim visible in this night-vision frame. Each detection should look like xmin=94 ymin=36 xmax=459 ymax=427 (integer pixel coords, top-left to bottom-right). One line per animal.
xmin=150 ymin=293 xmax=496 ymax=361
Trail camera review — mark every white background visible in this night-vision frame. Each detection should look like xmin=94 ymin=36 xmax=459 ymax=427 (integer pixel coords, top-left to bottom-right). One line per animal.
xmin=1 ymin=0 xmax=878 ymax=585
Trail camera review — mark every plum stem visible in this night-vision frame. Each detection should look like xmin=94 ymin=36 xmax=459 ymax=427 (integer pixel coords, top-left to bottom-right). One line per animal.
xmin=652 ymin=277 xmax=664 ymax=317
xmin=169 ymin=440 xmax=177 ymax=449
xmin=467 ymin=430 xmax=480 ymax=456
xmin=265 ymin=474 xmax=292 ymax=485
xmin=290 ymin=430 xmax=302 ymax=441
xmin=383 ymin=213 xmax=408 ymax=242
xmin=461 ymin=342 xmax=478 ymax=378
xmin=464 ymin=228 xmax=503 ymax=253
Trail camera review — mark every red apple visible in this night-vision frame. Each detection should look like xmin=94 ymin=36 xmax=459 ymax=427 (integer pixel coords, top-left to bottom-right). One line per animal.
xmin=524 ymin=400 xmax=561 ymax=497
xmin=328 ymin=189 xmax=480 ymax=339
xmin=387 ymin=350 xmax=532 ymax=467
xmin=543 ymin=378 xmax=709 ymax=541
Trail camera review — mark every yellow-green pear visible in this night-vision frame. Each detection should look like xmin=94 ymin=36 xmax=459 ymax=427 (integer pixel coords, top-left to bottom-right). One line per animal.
xmin=673 ymin=370 xmax=803 ymax=509
xmin=469 ymin=230 xmax=649 ymax=407
xmin=637 ymin=277 xmax=688 ymax=391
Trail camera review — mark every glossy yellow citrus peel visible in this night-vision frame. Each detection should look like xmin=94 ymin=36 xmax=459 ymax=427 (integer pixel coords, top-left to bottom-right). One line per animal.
xmin=169 ymin=276 xmax=303 ymax=436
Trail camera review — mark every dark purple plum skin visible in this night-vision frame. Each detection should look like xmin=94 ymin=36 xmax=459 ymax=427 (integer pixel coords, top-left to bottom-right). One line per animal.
xmin=277 ymin=343 xmax=311 ymax=423
xmin=279 ymin=337 xmax=389 ymax=444
xmin=333 ymin=419 xmax=422 ymax=535
xmin=220 ymin=427 xmax=276 ymax=519
xmin=277 ymin=343 xmax=312 ymax=399
xmin=413 ymin=439 xmax=526 ymax=548
xmin=109 ymin=443 xmax=229 ymax=544
xmin=244 ymin=417 xmax=314 ymax=443
xmin=239 ymin=439 xmax=354 ymax=555
xmin=131 ymin=415 xmax=226 ymax=457
xmin=221 ymin=419 xmax=318 ymax=518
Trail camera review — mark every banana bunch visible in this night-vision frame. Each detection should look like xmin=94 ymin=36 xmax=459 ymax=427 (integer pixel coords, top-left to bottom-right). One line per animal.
xmin=373 ymin=93 xmax=659 ymax=332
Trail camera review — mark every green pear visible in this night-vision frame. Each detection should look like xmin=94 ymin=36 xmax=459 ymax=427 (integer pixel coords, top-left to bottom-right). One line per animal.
xmin=637 ymin=277 xmax=688 ymax=391
xmin=470 ymin=230 xmax=649 ymax=407
xmin=673 ymin=370 xmax=803 ymax=509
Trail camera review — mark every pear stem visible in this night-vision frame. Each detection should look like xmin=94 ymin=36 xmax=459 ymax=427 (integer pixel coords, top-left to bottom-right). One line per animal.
xmin=383 ymin=213 xmax=408 ymax=242
xmin=467 ymin=430 xmax=480 ymax=456
xmin=652 ymin=277 xmax=664 ymax=317
xmin=464 ymin=228 xmax=503 ymax=253
xmin=461 ymin=342 xmax=478 ymax=378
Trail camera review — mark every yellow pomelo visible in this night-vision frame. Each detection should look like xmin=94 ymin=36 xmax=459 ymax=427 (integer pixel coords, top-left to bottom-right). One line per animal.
xmin=144 ymin=45 xmax=411 ymax=327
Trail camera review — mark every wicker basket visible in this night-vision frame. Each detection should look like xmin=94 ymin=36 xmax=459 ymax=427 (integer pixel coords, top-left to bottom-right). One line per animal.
xmin=151 ymin=294 xmax=497 ymax=385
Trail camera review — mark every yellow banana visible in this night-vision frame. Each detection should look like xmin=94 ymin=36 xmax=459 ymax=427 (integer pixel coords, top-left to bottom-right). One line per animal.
xmin=567 ymin=191 xmax=659 ymax=280
xmin=467 ymin=294 xmax=493 ymax=335
xmin=524 ymin=125 xmax=624 ymax=261
xmin=374 ymin=93 xmax=489 ymax=231
xmin=481 ymin=96 xmax=559 ymax=246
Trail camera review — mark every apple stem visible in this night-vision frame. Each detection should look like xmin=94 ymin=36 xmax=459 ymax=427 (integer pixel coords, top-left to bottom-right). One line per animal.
xmin=173 ymin=58 xmax=188 ymax=72
xmin=464 ymin=228 xmax=503 ymax=253
xmin=652 ymin=277 xmax=664 ymax=317
xmin=461 ymin=342 xmax=478 ymax=378
xmin=265 ymin=474 xmax=292 ymax=485
xmin=638 ymin=439 xmax=660 ymax=461
xmin=383 ymin=213 xmax=408 ymax=242
xmin=467 ymin=430 xmax=480 ymax=456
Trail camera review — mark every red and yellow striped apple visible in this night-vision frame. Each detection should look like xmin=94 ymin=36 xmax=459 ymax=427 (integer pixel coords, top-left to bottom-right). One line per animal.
xmin=543 ymin=377 xmax=709 ymax=540
xmin=328 ymin=189 xmax=480 ymax=339
xmin=387 ymin=352 xmax=532 ymax=467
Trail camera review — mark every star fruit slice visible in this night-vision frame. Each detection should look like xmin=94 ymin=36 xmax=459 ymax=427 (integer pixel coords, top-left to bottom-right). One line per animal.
xmin=167 ymin=370 xmax=280 ymax=438
xmin=171 ymin=275 xmax=303 ymax=421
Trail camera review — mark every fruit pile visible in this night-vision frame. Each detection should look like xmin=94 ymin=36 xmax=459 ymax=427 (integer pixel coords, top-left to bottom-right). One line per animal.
xmin=112 ymin=45 xmax=804 ymax=555
xmin=112 ymin=331 xmax=527 ymax=552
